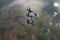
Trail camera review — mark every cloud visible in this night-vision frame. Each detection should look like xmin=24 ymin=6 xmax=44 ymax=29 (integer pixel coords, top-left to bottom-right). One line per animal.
xmin=8 ymin=0 xmax=47 ymax=16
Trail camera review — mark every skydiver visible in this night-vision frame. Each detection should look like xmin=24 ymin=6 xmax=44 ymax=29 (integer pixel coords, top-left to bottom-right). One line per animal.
xmin=26 ymin=7 xmax=37 ymax=25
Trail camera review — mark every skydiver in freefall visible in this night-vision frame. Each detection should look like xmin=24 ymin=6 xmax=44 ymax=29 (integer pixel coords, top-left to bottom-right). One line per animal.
xmin=26 ymin=7 xmax=37 ymax=25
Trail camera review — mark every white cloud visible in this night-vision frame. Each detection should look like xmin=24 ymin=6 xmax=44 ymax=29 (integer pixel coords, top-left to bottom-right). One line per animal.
xmin=53 ymin=2 xmax=59 ymax=7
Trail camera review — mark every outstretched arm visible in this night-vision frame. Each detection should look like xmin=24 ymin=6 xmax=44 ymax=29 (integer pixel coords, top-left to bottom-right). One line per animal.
xmin=27 ymin=7 xmax=33 ymax=12
xmin=27 ymin=7 xmax=30 ymax=11
xmin=34 ymin=12 xmax=37 ymax=16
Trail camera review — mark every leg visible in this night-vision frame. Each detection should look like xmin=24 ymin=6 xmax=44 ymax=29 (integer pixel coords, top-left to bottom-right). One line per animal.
xmin=31 ymin=19 xmax=34 ymax=25
xmin=27 ymin=19 xmax=30 ymax=24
